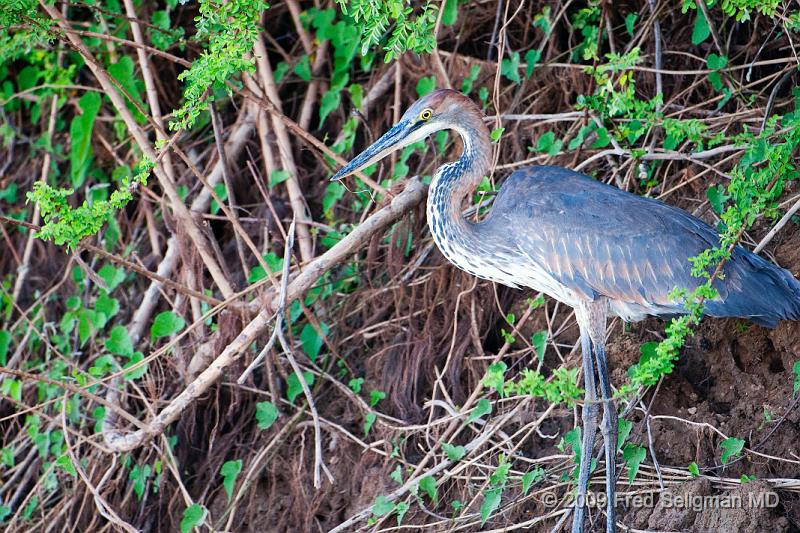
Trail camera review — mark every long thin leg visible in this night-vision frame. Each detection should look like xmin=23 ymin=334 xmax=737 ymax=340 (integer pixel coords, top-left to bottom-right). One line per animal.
xmin=571 ymin=322 xmax=598 ymax=533
xmin=594 ymin=338 xmax=617 ymax=533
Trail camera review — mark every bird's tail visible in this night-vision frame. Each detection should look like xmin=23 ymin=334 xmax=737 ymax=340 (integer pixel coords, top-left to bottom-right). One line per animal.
xmin=705 ymin=246 xmax=800 ymax=328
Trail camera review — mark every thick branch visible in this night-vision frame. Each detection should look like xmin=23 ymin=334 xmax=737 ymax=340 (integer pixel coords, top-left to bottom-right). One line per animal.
xmin=103 ymin=179 xmax=427 ymax=452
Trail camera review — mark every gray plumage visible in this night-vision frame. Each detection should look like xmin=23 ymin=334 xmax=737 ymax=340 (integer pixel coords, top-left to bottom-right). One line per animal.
xmin=483 ymin=165 xmax=800 ymax=327
xmin=331 ymin=89 xmax=800 ymax=533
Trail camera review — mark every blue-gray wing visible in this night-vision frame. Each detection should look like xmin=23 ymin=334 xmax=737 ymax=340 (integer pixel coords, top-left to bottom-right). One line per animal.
xmin=487 ymin=166 xmax=719 ymax=307
xmin=485 ymin=166 xmax=800 ymax=325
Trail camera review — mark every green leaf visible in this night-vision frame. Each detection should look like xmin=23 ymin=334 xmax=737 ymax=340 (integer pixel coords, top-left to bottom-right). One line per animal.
xmin=625 ymin=13 xmax=637 ymax=36
xmin=720 ymin=437 xmax=745 ymax=464
xmin=348 ymin=377 xmax=364 ymax=393
xmin=531 ymin=330 xmax=547 ymax=363
xmin=706 ymin=184 xmax=729 ymax=214
xmin=18 ymin=65 xmax=39 ymax=92
xmin=322 ymin=181 xmax=346 ymax=215
xmin=622 ymin=443 xmax=646 ymax=483
xmin=364 ymin=412 xmax=377 ymax=436
xmin=95 ymin=292 xmax=120 ymax=319
xmin=707 ymin=53 xmax=728 ymax=70
xmin=372 ymin=495 xmax=394 ymax=516
xmin=272 ymin=61 xmax=290 ymax=83
xmin=151 ymin=311 xmax=185 ymax=340
xmin=501 ymin=51 xmax=521 ymax=84
xmin=490 ymin=127 xmax=504 ymax=143
xmin=465 ymin=398 xmax=492 ymax=424
xmin=220 ymin=460 xmax=242 ymax=501
xmin=70 ymin=92 xmax=101 ymax=188
xmin=349 ymin=84 xmax=364 ymax=109
xmin=106 ymin=325 xmax=133 ymax=357
xmin=3 ymin=379 xmax=21 ymax=402
xmin=22 ymin=495 xmax=37 ymax=521
xmin=129 ymin=464 xmax=151 ymax=500
xmin=394 ymin=501 xmax=410 ymax=524
xmin=478 ymin=86 xmax=489 ymax=103
xmin=300 ymin=322 xmax=328 ymax=362
xmin=108 ymin=56 xmax=146 ymax=123
xmin=534 ymin=131 xmax=562 ymax=156
xmin=521 ymin=468 xmax=544 ymax=494
xmin=418 ymin=475 xmax=437 ymax=505
xmin=480 ymin=488 xmax=502 ymax=526
xmin=490 ymin=459 xmax=510 ymax=486
xmin=0 ymin=183 xmax=18 ymax=203
xmin=483 ymin=361 xmax=507 ymax=394
xmin=78 ymin=309 xmax=99 ymax=346
xmin=98 ymin=264 xmax=125 ymax=292
xmin=793 ymin=361 xmax=800 ymax=394
xmin=369 ymin=390 xmax=386 ymax=407
xmin=248 ymin=251 xmax=285 ymax=283
xmin=692 ymin=9 xmax=710 ymax=44
xmin=150 ymin=10 xmax=181 ymax=50
xmin=180 ymin=504 xmax=206 ymax=533
xmin=210 ymin=183 xmax=228 ymax=215
xmin=562 ymin=426 xmax=582 ymax=462
xmin=1 ymin=446 xmax=14 ymax=467
xmin=55 ymin=454 xmax=76 ymax=476
xmin=319 ymin=89 xmax=341 ymax=126
xmin=524 ymin=49 xmax=541 ymax=79
xmin=442 ymin=0 xmax=458 ymax=25
xmin=533 ymin=6 xmax=552 ymax=35
xmin=287 ymin=371 xmax=314 ymax=403
xmin=255 ymin=401 xmax=279 ymax=429
xmin=708 ymin=71 xmax=724 ymax=91
xmin=0 ymin=330 xmax=11 ymax=366
xmin=461 ymin=64 xmax=481 ymax=94
xmin=593 ymin=127 xmax=611 ymax=148
xmin=123 ymin=352 xmax=147 ymax=380
xmin=269 ymin=169 xmax=290 ymax=188
xmin=293 ymin=55 xmax=312 ymax=81
xmin=617 ymin=418 xmax=633 ymax=452
xmin=688 ymin=462 xmax=700 ymax=477
xmin=416 ymin=76 xmax=436 ymax=97
xmin=442 ymin=443 xmax=466 ymax=461
xmin=390 ymin=465 xmax=403 ymax=484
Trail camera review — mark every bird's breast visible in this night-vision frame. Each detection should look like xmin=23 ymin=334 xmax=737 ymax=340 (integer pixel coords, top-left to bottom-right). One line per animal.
xmin=426 ymin=198 xmax=582 ymax=306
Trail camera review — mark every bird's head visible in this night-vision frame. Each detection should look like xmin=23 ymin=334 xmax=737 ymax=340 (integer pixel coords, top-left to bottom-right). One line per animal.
xmin=330 ymin=89 xmax=479 ymax=181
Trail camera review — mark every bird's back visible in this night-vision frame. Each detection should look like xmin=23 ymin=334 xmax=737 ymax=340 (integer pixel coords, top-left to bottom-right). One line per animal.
xmin=483 ymin=165 xmax=800 ymax=327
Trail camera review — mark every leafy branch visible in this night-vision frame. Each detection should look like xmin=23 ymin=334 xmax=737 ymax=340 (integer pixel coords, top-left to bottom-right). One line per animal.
xmin=626 ymin=109 xmax=800 ymax=390
xmin=26 ymin=159 xmax=153 ymax=249
xmin=336 ymin=0 xmax=439 ymax=61
xmin=170 ymin=0 xmax=269 ymax=130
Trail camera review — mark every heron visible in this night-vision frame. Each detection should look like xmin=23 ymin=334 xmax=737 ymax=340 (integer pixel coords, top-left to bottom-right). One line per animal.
xmin=330 ymin=89 xmax=800 ymax=532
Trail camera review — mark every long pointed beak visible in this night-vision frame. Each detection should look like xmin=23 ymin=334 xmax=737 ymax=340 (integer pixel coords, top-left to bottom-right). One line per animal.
xmin=330 ymin=121 xmax=410 ymax=181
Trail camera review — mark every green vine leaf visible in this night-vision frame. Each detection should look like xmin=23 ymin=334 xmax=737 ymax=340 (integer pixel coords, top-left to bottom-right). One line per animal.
xmin=151 ymin=311 xmax=185 ymax=340
xmin=220 ymin=460 xmax=243 ymax=501
xmin=720 ymin=437 xmax=745 ymax=464
xmin=69 ymin=92 xmax=101 ymax=188
xmin=622 ymin=443 xmax=646 ymax=483
xmin=180 ymin=504 xmax=207 ymax=533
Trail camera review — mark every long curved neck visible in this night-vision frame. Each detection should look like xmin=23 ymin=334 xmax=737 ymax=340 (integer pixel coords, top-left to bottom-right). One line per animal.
xmin=427 ymin=115 xmax=492 ymax=232
xmin=426 ymin=111 xmax=493 ymax=272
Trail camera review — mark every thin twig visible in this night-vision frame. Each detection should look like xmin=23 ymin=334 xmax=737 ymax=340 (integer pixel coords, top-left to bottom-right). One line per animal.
xmin=237 ymin=217 xmax=295 ymax=383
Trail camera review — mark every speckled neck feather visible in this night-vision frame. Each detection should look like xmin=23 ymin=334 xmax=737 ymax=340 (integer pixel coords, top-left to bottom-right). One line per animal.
xmin=426 ymin=100 xmax=503 ymax=282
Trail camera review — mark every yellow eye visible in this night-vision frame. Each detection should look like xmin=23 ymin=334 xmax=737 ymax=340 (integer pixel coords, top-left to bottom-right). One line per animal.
xmin=420 ymin=109 xmax=432 ymax=121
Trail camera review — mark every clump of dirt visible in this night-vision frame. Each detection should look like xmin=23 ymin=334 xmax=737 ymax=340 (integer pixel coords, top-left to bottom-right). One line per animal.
xmin=627 ymin=479 xmax=790 ymax=532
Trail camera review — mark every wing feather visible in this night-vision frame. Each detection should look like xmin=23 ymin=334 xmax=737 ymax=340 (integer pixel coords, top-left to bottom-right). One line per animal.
xmin=486 ymin=165 xmax=723 ymax=311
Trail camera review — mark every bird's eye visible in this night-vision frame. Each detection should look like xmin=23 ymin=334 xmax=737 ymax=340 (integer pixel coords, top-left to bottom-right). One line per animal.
xmin=420 ymin=109 xmax=432 ymax=121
